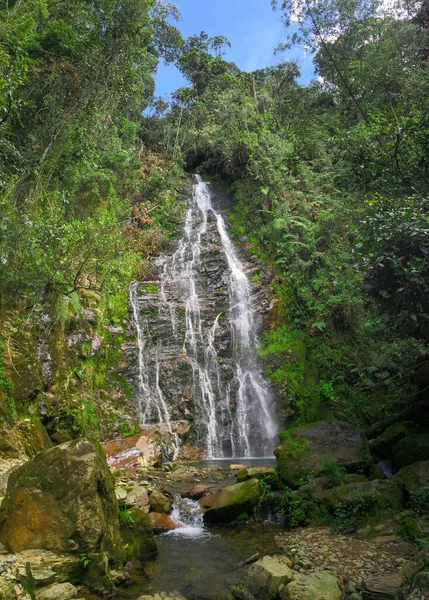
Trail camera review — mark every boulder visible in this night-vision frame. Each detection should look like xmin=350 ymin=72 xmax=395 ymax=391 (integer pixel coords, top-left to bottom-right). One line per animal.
xmin=201 ymin=479 xmax=262 ymax=523
xmin=149 ymin=512 xmax=180 ymax=534
xmin=280 ymin=571 xmax=342 ymax=600
xmin=149 ymin=489 xmax=172 ymax=514
xmin=180 ymin=484 xmax=213 ymax=500
xmin=0 ymin=439 xmax=123 ymax=561
xmin=119 ymin=508 xmax=157 ymax=560
xmin=397 ymin=461 xmax=429 ymax=494
xmin=35 ymin=582 xmax=77 ymax=600
xmin=322 ymin=480 xmax=403 ymax=511
xmin=275 ymin=421 xmax=370 ymax=487
xmin=125 ymin=486 xmax=150 ymax=511
xmin=371 ymin=421 xmax=418 ymax=459
xmin=361 ymin=573 xmax=403 ymax=599
xmin=236 ymin=467 xmax=277 ymax=484
xmin=232 ymin=555 xmax=293 ymax=599
xmin=392 ymin=433 xmax=429 ymax=470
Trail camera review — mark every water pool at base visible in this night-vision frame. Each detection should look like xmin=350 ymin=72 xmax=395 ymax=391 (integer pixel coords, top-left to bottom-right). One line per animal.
xmin=117 ymin=523 xmax=282 ymax=600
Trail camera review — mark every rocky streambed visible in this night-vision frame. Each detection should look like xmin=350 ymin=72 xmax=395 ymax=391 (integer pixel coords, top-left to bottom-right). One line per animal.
xmin=1 ymin=417 xmax=429 ymax=600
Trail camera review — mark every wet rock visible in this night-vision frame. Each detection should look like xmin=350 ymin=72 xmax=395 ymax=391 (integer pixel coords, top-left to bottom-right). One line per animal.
xmin=201 ymin=478 xmax=262 ymax=523
xmin=396 ymin=460 xmax=429 ymax=494
xmin=119 ymin=508 xmax=157 ymax=560
xmin=35 ymin=582 xmax=77 ymax=600
xmin=280 ymin=571 xmax=342 ymax=600
xmin=0 ymin=439 xmax=123 ymax=561
xmin=149 ymin=512 xmax=180 ymax=534
xmin=229 ymin=464 xmax=247 ymax=471
xmin=125 ymin=486 xmax=150 ymax=511
xmin=181 ymin=484 xmax=213 ymax=500
xmin=275 ymin=421 xmax=371 ymax=487
xmin=149 ymin=489 xmax=172 ymax=514
xmin=232 ymin=555 xmax=293 ymax=599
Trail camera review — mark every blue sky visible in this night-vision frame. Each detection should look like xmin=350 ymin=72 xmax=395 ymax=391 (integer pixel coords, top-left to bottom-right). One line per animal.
xmin=154 ymin=0 xmax=315 ymax=98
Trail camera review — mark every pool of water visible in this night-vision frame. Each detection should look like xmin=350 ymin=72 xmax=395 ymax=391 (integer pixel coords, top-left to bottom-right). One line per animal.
xmin=192 ymin=458 xmax=277 ymax=469
xmin=117 ymin=523 xmax=282 ymax=600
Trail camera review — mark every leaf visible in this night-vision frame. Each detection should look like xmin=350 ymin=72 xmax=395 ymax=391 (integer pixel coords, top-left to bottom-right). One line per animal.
xmin=69 ymin=291 xmax=81 ymax=316
xmin=57 ymin=294 xmax=70 ymax=329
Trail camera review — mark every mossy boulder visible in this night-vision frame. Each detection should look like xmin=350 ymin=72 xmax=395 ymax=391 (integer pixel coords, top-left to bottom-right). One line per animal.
xmin=232 ymin=555 xmax=293 ymax=600
xmin=0 ymin=439 xmax=123 ymax=561
xmin=119 ymin=508 xmax=157 ymax=560
xmin=397 ymin=460 xmax=429 ymax=494
xmin=280 ymin=571 xmax=342 ymax=600
xmin=371 ymin=421 xmax=418 ymax=459
xmin=236 ymin=467 xmax=277 ymax=485
xmin=149 ymin=489 xmax=172 ymax=514
xmin=201 ymin=478 xmax=262 ymax=523
xmin=275 ymin=421 xmax=371 ymax=488
xmin=322 ymin=479 xmax=403 ymax=512
xmin=392 ymin=434 xmax=429 ymax=470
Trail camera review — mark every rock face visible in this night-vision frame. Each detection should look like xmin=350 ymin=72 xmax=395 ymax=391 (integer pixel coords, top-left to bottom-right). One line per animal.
xmin=201 ymin=478 xmax=262 ymax=523
xmin=0 ymin=439 xmax=123 ymax=560
xmin=275 ymin=421 xmax=371 ymax=487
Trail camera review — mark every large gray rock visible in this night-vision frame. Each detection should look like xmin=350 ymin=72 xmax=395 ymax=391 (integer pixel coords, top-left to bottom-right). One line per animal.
xmin=232 ymin=555 xmax=293 ymax=599
xmin=125 ymin=486 xmax=150 ymax=511
xmin=280 ymin=571 xmax=342 ymax=600
xmin=0 ymin=439 xmax=123 ymax=561
xmin=35 ymin=582 xmax=77 ymax=600
xmin=275 ymin=421 xmax=371 ymax=487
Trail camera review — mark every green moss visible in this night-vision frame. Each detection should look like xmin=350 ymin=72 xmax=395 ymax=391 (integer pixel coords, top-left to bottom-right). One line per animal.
xmin=393 ymin=434 xmax=429 ymax=470
xmin=144 ymin=283 xmax=158 ymax=293
xmin=119 ymin=508 xmax=157 ymax=560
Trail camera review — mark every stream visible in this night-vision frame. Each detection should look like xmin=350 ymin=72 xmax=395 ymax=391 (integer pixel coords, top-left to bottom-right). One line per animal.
xmin=117 ymin=496 xmax=282 ymax=600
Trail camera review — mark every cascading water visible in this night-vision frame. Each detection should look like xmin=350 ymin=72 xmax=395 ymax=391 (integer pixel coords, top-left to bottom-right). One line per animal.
xmin=129 ymin=176 xmax=278 ymax=458
xmin=165 ymin=496 xmax=210 ymax=538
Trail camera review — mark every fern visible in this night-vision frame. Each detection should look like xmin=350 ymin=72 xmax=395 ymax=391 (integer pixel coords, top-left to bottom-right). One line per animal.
xmin=69 ymin=291 xmax=81 ymax=316
xmin=57 ymin=294 xmax=70 ymax=329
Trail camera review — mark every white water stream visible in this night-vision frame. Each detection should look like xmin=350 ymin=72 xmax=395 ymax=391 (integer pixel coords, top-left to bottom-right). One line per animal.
xmin=129 ymin=176 xmax=278 ymax=459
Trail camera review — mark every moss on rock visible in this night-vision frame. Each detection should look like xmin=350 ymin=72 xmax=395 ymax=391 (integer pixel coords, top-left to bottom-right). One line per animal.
xmin=119 ymin=508 xmax=157 ymax=560
xmin=202 ymin=478 xmax=262 ymax=523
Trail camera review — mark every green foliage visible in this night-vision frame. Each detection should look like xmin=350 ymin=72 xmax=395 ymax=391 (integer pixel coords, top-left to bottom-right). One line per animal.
xmin=409 ymin=486 xmax=429 ymax=517
xmin=331 ymin=490 xmax=385 ymax=534
xmin=119 ymin=507 xmax=135 ymax=524
xmin=80 ymin=553 xmax=91 ymax=569
xmin=321 ymin=459 xmax=348 ymax=486
xmin=281 ymin=487 xmax=317 ymax=528
xmin=0 ymin=346 xmax=16 ymax=423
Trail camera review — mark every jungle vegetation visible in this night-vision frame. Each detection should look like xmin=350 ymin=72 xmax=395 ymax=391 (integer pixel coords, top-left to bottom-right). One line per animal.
xmin=1 ymin=0 xmax=429 ymax=429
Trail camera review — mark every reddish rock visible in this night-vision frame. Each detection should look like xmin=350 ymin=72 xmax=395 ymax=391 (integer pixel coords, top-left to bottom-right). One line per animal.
xmin=149 ymin=512 xmax=180 ymax=534
xmin=181 ymin=484 xmax=213 ymax=500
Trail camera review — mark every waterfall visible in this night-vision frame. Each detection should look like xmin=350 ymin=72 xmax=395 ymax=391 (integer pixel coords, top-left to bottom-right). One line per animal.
xmin=129 ymin=176 xmax=278 ymax=459
xmin=165 ymin=496 xmax=210 ymax=538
